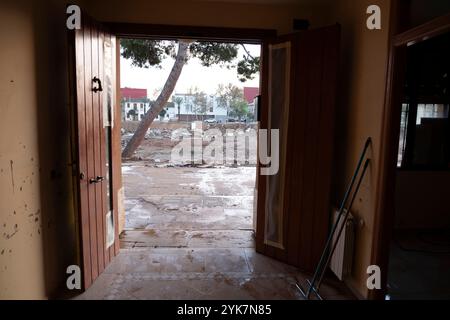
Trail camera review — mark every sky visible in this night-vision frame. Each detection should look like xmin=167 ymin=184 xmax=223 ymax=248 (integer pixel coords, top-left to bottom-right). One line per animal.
xmin=120 ymin=42 xmax=261 ymax=99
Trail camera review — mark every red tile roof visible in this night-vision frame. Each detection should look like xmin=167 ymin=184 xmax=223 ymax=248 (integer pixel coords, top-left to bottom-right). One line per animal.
xmin=121 ymin=87 xmax=147 ymax=100
xmin=243 ymin=87 xmax=259 ymax=104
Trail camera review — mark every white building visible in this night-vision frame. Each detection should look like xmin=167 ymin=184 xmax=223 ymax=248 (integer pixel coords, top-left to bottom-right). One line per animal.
xmin=172 ymin=93 xmax=227 ymax=122
xmin=122 ymin=98 xmax=151 ymax=121
xmin=121 ymin=93 xmax=229 ymax=123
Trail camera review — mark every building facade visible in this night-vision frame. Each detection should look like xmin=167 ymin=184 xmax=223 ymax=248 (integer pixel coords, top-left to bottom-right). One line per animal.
xmin=120 ymin=87 xmax=151 ymax=121
xmin=120 ymin=88 xmax=259 ymax=122
xmin=170 ymin=93 xmax=228 ymax=122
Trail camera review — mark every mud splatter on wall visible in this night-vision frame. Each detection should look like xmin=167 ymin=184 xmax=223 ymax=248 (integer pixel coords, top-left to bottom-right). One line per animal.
xmin=0 ymin=2 xmax=46 ymax=298
xmin=0 ymin=0 xmax=81 ymax=299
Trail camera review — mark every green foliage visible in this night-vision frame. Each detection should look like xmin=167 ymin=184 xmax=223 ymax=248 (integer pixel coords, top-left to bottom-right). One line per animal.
xmin=189 ymin=42 xmax=238 ymax=67
xmin=216 ymin=84 xmax=249 ymax=119
xmin=229 ymin=99 xmax=249 ymax=120
xmin=189 ymin=87 xmax=208 ymax=115
xmin=237 ymin=56 xmax=260 ymax=82
xmin=121 ymin=39 xmax=259 ymax=81
xmin=121 ymin=39 xmax=175 ymax=68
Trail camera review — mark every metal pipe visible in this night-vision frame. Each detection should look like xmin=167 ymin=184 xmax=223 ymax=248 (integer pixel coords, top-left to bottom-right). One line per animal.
xmin=304 ymin=137 xmax=372 ymax=299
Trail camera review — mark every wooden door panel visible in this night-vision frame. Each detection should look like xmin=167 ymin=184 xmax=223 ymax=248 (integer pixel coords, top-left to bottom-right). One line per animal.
xmin=74 ymin=21 xmax=92 ymax=287
xmin=91 ymin=24 xmax=106 ymax=275
xmin=284 ymin=32 xmax=309 ymax=267
xmin=293 ymin=29 xmax=325 ymax=270
xmin=256 ymin=25 xmax=340 ymax=272
xmin=310 ymin=26 xmax=340 ymax=268
xmin=72 ymin=12 xmax=118 ymax=290
xmin=83 ymin=19 xmax=99 ymax=282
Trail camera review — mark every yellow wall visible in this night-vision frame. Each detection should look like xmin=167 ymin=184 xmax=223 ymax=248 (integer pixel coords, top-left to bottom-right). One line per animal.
xmin=86 ymin=0 xmax=330 ymax=35
xmin=0 ymin=1 xmax=46 ymax=299
xmin=0 ymin=0 xmax=82 ymax=299
xmin=328 ymin=0 xmax=391 ymax=298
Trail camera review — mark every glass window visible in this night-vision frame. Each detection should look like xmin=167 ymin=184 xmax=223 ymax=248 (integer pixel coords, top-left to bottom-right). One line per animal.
xmin=397 ymin=104 xmax=409 ymax=167
xmin=398 ymin=103 xmax=449 ymax=170
xmin=416 ymin=104 xmax=449 ymax=125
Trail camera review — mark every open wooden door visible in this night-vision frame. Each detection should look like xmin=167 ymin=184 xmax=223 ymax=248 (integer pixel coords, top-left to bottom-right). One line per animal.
xmin=256 ymin=25 xmax=340 ymax=272
xmin=70 ymin=13 xmax=121 ymax=290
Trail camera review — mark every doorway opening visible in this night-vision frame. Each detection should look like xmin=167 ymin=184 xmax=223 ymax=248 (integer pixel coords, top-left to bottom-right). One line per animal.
xmin=74 ymin=23 xmax=353 ymax=299
xmin=387 ymin=31 xmax=450 ymax=299
xmin=119 ymin=38 xmax=261 ymax=251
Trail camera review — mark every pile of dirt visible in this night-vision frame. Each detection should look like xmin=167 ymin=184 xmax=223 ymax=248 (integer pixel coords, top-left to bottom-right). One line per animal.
xmin=145 ymin=128 xmax=173 ymax=139
xmin=121 ymin=121 xmax=258 ymax=165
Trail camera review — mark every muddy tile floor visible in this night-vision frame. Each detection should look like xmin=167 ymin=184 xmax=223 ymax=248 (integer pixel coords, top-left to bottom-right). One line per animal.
xmin=77 ymin=163 xmax=353 ymax=300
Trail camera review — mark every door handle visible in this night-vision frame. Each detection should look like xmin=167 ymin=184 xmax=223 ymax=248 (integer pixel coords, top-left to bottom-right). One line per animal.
xmin=92 ymin=77 xmax=103 ymax=93
xmin=89 ymin=176 xmax=104 ymax=184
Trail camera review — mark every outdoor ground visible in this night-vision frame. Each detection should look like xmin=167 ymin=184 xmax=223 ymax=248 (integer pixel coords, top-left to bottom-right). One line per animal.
xmin=120 ymin=164 xmax=256 ymax=249
xmin=120 ymin=121 xmax=258 ymax=248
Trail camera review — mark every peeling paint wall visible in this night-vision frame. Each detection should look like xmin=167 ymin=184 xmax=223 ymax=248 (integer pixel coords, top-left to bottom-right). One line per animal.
xmin=0 ymin=0 xmax=83 ymax=299
xmin=0 ymin=0 xmax=46 ymax=299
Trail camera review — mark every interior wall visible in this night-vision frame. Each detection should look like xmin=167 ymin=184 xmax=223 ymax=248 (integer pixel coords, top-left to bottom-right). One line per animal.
xmin=85 ymin=0 xmax=332 ymax=35
xmin=327 ymin=0 xmax=391 ymax=298
xmin=395 ymin=171 xmax=450 ymax=229
xmin=0 ymin=0 xmax=83 ymax=299
xmin=0 ymin=0 xmax=46 ymax=299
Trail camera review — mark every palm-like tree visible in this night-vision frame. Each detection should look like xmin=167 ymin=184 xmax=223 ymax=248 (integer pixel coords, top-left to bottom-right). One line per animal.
xmin=173 ymin=96 xmax=184 ymax=121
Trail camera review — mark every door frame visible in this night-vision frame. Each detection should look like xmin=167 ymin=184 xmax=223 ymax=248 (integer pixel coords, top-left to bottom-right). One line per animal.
xmin=105 ymin=22 xmax=276 ymax=246
xmin=370 ymin=6 xmax=450 ymax=300
xmin=106 ymin=23 xmax=276 ymax=44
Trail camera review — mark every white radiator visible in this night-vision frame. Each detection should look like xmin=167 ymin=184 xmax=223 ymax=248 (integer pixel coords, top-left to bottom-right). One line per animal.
xmin=330 ymin=209 xmax=355 ymax=281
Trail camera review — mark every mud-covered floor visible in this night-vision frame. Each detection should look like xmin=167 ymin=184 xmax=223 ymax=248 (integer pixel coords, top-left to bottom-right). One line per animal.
xmin=76 ymin=247 xmax=354 ymax=300
xmin=77 ymin=162 xmax=353 ymax=300
xmin=120 ymin=163 xmax=256 ymax=249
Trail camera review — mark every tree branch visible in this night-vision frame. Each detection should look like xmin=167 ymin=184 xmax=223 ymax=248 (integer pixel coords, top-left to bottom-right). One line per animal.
xmin=240 ymin=44 xmax=255 ymax=60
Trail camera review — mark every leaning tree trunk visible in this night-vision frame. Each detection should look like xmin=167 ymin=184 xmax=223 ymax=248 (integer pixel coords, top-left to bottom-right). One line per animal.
xmin=122 ymin=40 xmax=191 ymax=158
